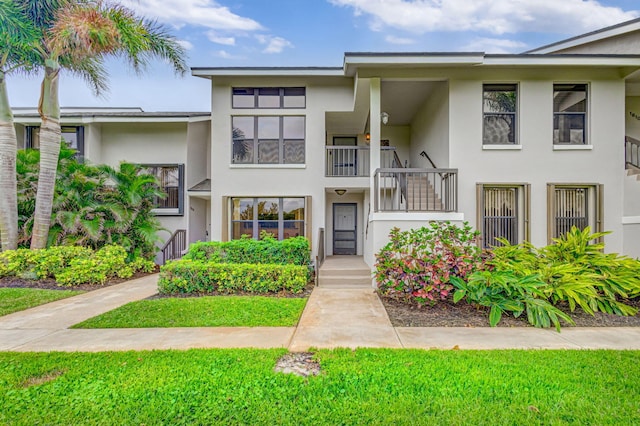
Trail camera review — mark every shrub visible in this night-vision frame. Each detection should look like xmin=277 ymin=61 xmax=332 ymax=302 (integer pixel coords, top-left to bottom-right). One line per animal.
xmin=375 ymin=222 xmax=483 ymax=304
xmin=0 ymin=245 xmax=154 ymax=286
xmin=158 ymin=260 xmax=307 ymax=295
xmin=451 ymin=272 xmax=573 ymax=331
xmin=489 ymin=227 xmax=640 ymax=317
xmin=185 ymin=234 xmax=310 ymax=266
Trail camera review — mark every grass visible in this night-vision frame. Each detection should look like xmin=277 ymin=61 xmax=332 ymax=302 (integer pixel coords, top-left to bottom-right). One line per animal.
xmin=1 ymin=349 xmax=639 ymax=425
xmin=0 ymin=288 xmax=83 ymax=317
xmin=72 ymin=296 xmax=308 ymax=328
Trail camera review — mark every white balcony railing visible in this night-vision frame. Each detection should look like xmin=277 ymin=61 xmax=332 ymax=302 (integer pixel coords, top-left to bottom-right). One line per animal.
xmin=325 ymin=146 xmax=398 ymax=177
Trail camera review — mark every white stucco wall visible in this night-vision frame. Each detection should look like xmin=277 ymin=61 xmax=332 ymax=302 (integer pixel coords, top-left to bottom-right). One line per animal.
xmin=186 ymin=120 xmax=210 ymax=188
xmin=410 ymin=82 xmax=450 ymax=169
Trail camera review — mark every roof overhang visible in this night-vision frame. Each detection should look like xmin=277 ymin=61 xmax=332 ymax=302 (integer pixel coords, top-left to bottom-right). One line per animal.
xmin=191 ymin=67 xmax=344 ymax=78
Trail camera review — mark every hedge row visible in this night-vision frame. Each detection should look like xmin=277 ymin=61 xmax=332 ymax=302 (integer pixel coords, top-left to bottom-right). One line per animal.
xmin=0 ymin=245 xmax=155 ymax=286
xmin=184 ymin=235 xmax=310 ymax=266
xmin=158 ymin=260 xmax=307 ymax=294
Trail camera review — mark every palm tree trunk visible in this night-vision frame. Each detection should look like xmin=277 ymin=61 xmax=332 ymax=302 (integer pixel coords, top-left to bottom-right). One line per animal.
xmin=0 ymin=71 xmax=19 ymax=251
xmin=31 ymin=63 xmax=61 ymax=249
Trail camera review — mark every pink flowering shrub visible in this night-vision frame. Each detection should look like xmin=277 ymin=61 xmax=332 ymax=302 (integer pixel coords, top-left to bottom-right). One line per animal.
xmin=375 ymin=222 xmax=483 ymax=304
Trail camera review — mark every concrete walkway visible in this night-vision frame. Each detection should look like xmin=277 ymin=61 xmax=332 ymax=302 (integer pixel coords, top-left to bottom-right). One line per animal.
xmin=1 ymin=275 xmax=640 ymax=352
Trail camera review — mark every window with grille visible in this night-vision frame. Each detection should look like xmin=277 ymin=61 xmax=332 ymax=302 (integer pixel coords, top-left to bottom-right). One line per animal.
xmin=231 ymin=197 xmax=305 ymax=240
xmin=232 ymin=87 xmax=305 ymax=109
xmin=232 ymin=116 xmax=305 ymax=164
xmin=143 ymin=164 xmax=184 ymax=215
xmin=477 ymin=184 xmax=530 ymax=248
xmin=547 ymin=184 xmax=602 ymax=241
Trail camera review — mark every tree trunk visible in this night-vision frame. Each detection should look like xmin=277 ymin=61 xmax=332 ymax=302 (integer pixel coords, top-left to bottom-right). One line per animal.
xmin=31 ymin=63 xmax=61 ymax=249
xmin=0 ymin=71 xmax=18 ymax=251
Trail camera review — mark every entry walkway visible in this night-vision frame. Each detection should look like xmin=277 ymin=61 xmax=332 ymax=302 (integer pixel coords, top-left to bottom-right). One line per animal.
xmin=1 ymin=275 xmax=640 ymax=351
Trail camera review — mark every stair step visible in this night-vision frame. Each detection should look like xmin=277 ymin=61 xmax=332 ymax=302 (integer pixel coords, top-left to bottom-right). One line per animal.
xmin=319 ymin=268 xmax=371 ymax=278
xmin=318 ymin=276 xmax=372 ymax=288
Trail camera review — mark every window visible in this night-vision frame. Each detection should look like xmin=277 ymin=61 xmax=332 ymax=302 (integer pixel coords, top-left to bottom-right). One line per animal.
xmin=553 ymin=84 xmax=587 ymax=144
xmin=232 ymin=116 xmax=305 ymax=164
xmin=231 ymin=197 xmax=305 ymax=240
xmin=143 ymin=164 xmax=185 ymax=215
xmin=26 ymin=126 xmax=85 ymax=158
xmin=547 ymin=184 xmax=602 ymax=241
xmin=483 ymin=84 xmax=517 ymax=145
xmin=232 ymin=87 xmax=306 ymax=109
xmin=477 ymin=184 xmax=530 ymax=248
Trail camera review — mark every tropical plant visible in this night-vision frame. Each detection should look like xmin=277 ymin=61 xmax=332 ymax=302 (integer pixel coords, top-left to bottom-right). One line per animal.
xmin=451 ymin=272 xmax=574 ymax=331
xmin=3 ymin=0 xmax=187 ymax=249
xmin=375 ymin=222 xmax=483 ymax=304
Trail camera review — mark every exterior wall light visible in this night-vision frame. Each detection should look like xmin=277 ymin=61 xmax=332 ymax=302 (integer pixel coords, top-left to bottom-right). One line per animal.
xmin=335 ymin=189 xmax=347 ymax=196
xmin=381 ymin=111 xmax=389 ymax=125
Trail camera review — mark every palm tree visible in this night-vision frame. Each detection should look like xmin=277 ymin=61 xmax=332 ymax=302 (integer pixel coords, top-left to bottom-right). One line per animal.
xmin=0 ymin=0 xmax=39 ymax=250
xmin=24 ymin=0 xmax=187 ymax=248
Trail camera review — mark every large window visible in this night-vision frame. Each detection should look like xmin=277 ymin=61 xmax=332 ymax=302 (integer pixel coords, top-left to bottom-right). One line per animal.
xmin=26 ymin=126 xmax=85 ymax=158
xmin=477 ymin=184 xmax=530 ymax=248
xmin=553 ymin=84 xmax=588 ymax=145
xmin=232 ymin=116 xmax=305 ymax=164
xmin=547 ymin=184 xmax=602 ymax=241
xmin=143 ymin=164 xmax=184 ymax=215
xmin=231 ymin=197 xmax=305 ymax=240
xmin=232 ymin=87 xmax=305 ymax=109
xmin=483 ymin=84 xmax=517 ymax=145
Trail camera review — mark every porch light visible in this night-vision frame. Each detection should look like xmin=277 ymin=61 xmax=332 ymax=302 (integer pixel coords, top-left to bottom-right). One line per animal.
xmin=335 ymin=189 xmax=347 ymax=196
xmin=381 ymin=111 xmax=389 ymax=125
xmin=365 ymin=133 xmax=370 ymax=144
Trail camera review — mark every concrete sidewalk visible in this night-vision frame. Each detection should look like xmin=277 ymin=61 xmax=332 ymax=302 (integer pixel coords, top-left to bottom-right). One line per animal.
xmin=1 ymin=276 xmax=640 ymax=352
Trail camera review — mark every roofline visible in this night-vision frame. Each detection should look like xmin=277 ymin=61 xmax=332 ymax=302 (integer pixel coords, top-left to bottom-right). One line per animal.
xmin=525 ymin=17 xmax=640 ymax=54
xmin=12 ymin=110 xmax=210 ymax=124
xmin=191 ymin=66 xmax=344 ymax=78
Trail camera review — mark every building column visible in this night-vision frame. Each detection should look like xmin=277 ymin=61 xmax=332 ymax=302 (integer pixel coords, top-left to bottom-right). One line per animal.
xmin=369 ymin=78 xmax=381 ymax=197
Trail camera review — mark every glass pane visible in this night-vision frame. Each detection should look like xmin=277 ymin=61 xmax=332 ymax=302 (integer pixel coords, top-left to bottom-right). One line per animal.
xmin=555 ymin=188 xmax=589 ymax=237
xmin=283 ymin=116 xmax=304 ymax=139
xmin=483 ymin=85 xmax=516 ymax=113
xmin=232 ymin=116 xmax=254 ymax=139
xmin=258 ymin=117 xmax=279 ymax=139
xmin=283 ymin=87 xmax=305 ymax=108
xmin=232 ymin=198 xmax=254 ymax=220
xmin=61 ymin=127 xmax=78 ymax=149
xmin=258 ymin=88 xmax=280 ymax=108
xmin=283 ymin=221 xmax=304 ymax=239
xmin=257 ymin=198 xmax=278 ymax=220
xmin=232 ymin=88 xmax=255 ymax=108
xmin=283 ymin=198 xmax=304 ymax=220
xmin=483 ymin=114 xmax=516 ymax=144
xmin=553 ymin=84 xmax=587 ymax=113
xmin=283 ymin=140 xmax=305 ymax=163
xmin=258 ymin=221 xmax=279 ymax=238
xmin=232 ymin=221 xmax=254 ymax=239
xmin=483 ymin=187 xmax=518 ymax=248
xmin=233 ymin=140 xmax=254 ymax=163
xmin=30 ymin=127 xmax=41 ymax=149
xmin=553 ymin=114 xmax=585 ymax=144
xmin=258 ymin=139 xmax=279 ymax=164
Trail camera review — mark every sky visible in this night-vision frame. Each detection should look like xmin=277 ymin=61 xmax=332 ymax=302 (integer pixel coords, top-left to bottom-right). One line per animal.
xmin=6 ymin=0 xmax=640 ymax=112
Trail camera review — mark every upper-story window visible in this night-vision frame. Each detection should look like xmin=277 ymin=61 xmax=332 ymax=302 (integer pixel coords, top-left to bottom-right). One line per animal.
xmin=483 ymin=84 xmax=518 ymax=145
xmin=26 ymin=126 xmax=85 ymax=158
xmin=232 ymin=116 xmax=305 ymax=164
xmin=553 ymin=84 xmax=587 ymax=145
xmin=232 ymin=87 xmax=306 ymax=109
xmin=142 ymin=164 xmax=185 ymax=216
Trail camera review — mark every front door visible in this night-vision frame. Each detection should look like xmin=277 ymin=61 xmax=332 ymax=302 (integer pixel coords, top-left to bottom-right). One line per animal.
xmin=333 ymin=203 xmax=357 ymax=255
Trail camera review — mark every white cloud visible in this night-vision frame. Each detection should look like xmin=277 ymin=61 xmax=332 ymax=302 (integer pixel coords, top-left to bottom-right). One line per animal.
xmin=256 ymin=35 xmax=293 ymax=54
xmin=206 ymin=31 xmax=236 ymax=45
xmin=329 ymin=0 xmax=639 ymax=35
xmin=119 ymin=0 xmax=263 ymax=31
xmin=385 ymin=35 xmax=415 ymax=45
xmin=463 ymin=37 xmax=527 ymax=53
xmin=176 ymin=40 xmax=194 ymax=50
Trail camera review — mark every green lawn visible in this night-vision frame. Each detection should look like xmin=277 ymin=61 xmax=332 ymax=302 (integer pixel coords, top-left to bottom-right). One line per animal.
xmin=0 ymin=288 xmax=83 ymax=317
xmin=72 ymin=296 xmax=308 ymax=328
xmin=1 ymin=349 xmax=639 ymax=425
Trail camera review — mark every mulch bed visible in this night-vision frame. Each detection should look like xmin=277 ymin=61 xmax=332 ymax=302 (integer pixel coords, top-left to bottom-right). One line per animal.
xmin=380 ymin=295 xmax=640 ymax=327
xmin=0 ymin=269 xmax=159 ymax=292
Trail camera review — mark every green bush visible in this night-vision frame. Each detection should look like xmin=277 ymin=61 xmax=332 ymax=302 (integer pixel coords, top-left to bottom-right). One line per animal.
xmin=184 ymin=234 xmax=310 ymax=266
xmin=375 ymin=222 xmax=483 ymax=304
xmin=158 ymin=260 xmax=307 ymax=295
xmin=489 ymin=227 xmax=640 ymax=317
xmin=0 ymin=245 xmax=155 ymax=286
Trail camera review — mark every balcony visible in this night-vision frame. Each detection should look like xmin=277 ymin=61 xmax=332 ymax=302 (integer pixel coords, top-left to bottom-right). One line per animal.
xmin=374 ymin=168 xmax=458 ymax=212
xmin=325 ymin=146 xmax=398 ymax=177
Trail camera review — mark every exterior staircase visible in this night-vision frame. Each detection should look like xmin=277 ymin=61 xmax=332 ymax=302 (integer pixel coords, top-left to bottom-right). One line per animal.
xmin=318 ymin=256 xmax=372 ymax=288
xmin=405 ymin=175 xmax=443 ymax=211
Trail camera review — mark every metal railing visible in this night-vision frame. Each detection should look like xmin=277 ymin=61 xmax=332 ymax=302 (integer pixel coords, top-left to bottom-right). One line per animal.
xmin=325 ymin=146 xmax=397 ymax=177
xmin=625 ymin=136 xmax=640 ymax=169
xmin=374 ymin=168 xmax=458 ymax=212
xmin=161 ymin=229 xmax=186 ymax=264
